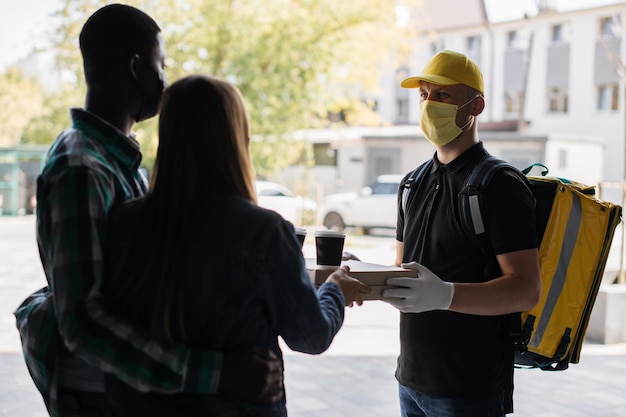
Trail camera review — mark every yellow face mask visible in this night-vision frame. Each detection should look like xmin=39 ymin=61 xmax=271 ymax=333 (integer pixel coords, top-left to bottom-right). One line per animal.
xmin=419 ymin=97 xmax=477 ymax=147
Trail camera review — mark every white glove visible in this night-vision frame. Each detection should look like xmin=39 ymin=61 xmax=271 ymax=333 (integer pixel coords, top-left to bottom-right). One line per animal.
xmin=382 ymin=262 xmax=455 ymax=313
xmin=341 ymin=251 xmax=361 ymax=261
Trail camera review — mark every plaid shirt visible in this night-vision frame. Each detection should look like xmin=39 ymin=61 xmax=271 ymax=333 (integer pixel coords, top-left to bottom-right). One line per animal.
xmin=14 ymin=109 xmax=221 ymax=416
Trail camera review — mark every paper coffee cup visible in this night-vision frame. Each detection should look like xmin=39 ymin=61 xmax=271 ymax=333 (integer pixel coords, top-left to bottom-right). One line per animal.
xmin=295 ymin=227 xmax=307 ymax=248
xmin=315 ymin=230 xmax=346 ymax=267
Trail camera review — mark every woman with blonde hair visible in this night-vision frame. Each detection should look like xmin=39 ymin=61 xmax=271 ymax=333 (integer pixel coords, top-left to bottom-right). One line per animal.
xmin=103 ymin=75 xmax=368 ymax=416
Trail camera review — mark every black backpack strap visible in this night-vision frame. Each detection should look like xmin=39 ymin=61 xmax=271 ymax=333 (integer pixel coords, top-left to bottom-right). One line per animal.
xmin=401 ymin=160 xmax=433 ymax=219
xmin=457 ymin=155 xmax=532 ymax=414
xmin=458 ymin=154 xmax=532 ymax=332
xmin=458 ymin=155 xmax=529 ymax=256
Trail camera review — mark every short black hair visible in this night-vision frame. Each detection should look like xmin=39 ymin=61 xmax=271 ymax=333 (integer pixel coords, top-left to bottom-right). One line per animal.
xmin=79 ymin=3 xmax=161 ymax=84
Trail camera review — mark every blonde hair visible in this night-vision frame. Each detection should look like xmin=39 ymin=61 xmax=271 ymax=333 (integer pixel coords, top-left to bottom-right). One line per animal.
xmin=154 ymin=75 xmax=256 ymax=202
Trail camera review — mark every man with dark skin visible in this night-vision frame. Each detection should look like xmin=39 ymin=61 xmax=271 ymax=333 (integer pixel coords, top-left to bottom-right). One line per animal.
xmin=15 ymin=4 xmax=281 ymax=416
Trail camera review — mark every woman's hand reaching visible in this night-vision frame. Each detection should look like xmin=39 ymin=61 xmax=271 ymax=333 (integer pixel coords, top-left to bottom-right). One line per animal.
xmin=325 ymin=265 xmax=371 ymax=307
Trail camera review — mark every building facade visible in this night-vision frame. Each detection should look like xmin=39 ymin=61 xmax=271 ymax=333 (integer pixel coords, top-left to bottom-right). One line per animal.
xmin=279 ymin=1 xmax=622 ymax=208
xmin=383 ymin=0 xmax=624 ymax=196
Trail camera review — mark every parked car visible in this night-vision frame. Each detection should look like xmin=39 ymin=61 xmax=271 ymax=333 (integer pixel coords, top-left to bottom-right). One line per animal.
xmin=322 ymin=175 xmax=403 ymax=233
xmin=256 ymin=180 xmax=317 ymax=225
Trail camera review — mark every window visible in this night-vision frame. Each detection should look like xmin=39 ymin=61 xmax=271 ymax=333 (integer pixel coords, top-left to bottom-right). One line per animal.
xmin=313 ymin=143 xmax=337 ymax=166
xmin=395 ymin=67 xmax=409 ymax=124
xmin=597 ymin=84 xmax=619 ymax=111
xmin=396 ymin=98 xmax=408 ymax=124
xmin=467 ymin=35 xmax=481 ymax=53
xmin=548 ymin=86 xmax=568 ymax=113
xmin=551 ymin=22 xmax=571 ymax=43
xmin=466 ymin=35 xmax=482 ymax=64
xmin=552 ymin=24 xmax=562 ymax=42
xmin=600 ymin=16 xmax=619 ymax=39
xmin=505 ymin=90 xmax=523 ymax=115
xmin=507 ymin=31 xmax=517 ymax=48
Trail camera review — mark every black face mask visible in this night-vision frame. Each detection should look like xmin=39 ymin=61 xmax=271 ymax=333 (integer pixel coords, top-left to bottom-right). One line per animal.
xmin=134 ymin=59 xmax=165 ymax=123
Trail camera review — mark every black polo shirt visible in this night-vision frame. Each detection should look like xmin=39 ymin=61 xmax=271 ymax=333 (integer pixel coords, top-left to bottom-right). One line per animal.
xmin=395 ymin=142 xmax=537 ymax=400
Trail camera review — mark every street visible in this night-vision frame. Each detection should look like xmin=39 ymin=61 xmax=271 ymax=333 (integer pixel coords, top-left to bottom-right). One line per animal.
xmin=1 ymin=215 xmax=625 ymax=416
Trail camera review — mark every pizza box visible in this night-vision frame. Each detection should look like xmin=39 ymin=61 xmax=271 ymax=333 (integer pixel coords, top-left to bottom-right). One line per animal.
xmin=305 ymin=258 xmax=417 ymax=301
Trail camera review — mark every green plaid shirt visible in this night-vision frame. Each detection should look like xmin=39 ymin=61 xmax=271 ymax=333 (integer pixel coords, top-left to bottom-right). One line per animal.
xmin=14 ymin=109 xmax=221 ymax=416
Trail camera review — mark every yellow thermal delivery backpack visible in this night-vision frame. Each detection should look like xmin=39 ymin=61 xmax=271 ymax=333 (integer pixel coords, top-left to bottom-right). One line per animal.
xmin=459 ymin=158 xmax=622 ymax=370
xmin=514 ymin=171 xmax=621 ymax=369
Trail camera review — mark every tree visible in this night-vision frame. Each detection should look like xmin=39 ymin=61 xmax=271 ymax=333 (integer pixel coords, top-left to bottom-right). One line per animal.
xmin=159 ymin=0 xmax=401 ymax=176
xmin=0 ymin=67 xmax=45 ymax=146
xmin=21 ymin=0 xmax=405 ymax=176
xmin=19 ymin=83 xmax=79 ymax=145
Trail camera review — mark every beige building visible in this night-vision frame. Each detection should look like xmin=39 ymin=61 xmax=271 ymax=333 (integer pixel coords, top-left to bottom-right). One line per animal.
xmin=281 ymin=0 xmax=619 ymax=204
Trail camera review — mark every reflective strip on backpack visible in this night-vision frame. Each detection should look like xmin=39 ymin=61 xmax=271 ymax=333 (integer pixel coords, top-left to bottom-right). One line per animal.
xmin=402 ymin=185 xmax=410 ymax=216
xmin=468 ymin=194 xmax=486 ymax=234
xmin=529 ymin=191 xmax=583 ymax=349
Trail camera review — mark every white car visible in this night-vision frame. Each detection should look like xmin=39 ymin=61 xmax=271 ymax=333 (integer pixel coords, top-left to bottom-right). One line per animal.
xmin=322 ymin=175 xmax=403 ymax=233
xmin=256 ymin=180 xmax=317 ymax=225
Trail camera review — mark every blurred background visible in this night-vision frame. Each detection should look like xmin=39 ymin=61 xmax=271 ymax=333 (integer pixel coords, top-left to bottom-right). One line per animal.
xmin=2 ymin=0 xmax=625 ymax=216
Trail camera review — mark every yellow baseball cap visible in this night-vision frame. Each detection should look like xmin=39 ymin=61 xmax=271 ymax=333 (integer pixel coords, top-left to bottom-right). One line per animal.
xmin=401 ymin=50 xmax=484 ymax=95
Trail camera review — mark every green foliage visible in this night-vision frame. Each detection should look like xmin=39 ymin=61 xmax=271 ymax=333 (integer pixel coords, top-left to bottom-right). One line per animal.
xmin=49 ymin=0 xmax=108 ymax=89
xmin=21 ymin=84 xmax=81 ymax=145
xmin=251 ymin=134 xmax=311 ymax=179
xmin=0 ymin=68 xmax=45 ymax=146
xmin=4 ymin=0 xmax=405 ymax=176
xmin=133 ymin=117 xmax=159 ymax=172
xmin=157 ymin=0 xmax=400 ymax=175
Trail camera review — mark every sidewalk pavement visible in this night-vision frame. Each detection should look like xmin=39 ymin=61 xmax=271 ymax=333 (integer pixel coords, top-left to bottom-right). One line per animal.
xmin=1 ymin=216 xmax=625 ymax=416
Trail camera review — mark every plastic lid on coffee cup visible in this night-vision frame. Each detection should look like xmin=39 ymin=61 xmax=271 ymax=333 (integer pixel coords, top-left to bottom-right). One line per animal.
xmin=314 ymin=230 xmax=345 ymax=238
